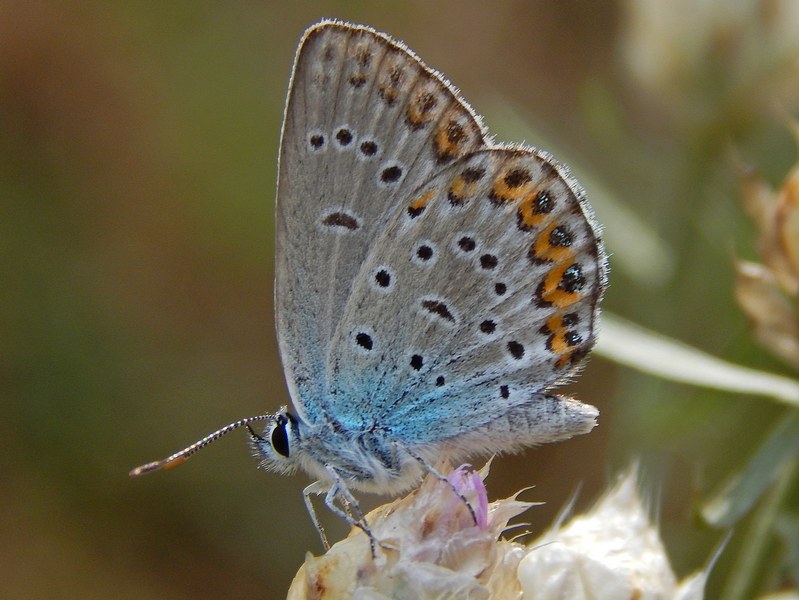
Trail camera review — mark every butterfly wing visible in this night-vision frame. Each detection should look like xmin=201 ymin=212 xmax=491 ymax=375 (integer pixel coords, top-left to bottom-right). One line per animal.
xmin=275 ymin=21 xmax=487 ymax=421
xmin=325 ymin=147 xmax=606 ymax=445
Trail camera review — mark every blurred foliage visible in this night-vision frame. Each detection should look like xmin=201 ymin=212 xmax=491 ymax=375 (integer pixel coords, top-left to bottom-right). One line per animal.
xmin=2 ymin=1 xmax=799 ymax=598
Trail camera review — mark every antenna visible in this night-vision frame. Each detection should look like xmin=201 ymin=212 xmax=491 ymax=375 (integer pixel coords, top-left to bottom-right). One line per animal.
xmin=129 ymin=414 xmax=273 ymax=477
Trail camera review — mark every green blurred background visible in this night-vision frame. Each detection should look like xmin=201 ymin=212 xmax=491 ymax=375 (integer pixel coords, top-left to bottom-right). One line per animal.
xmin=3 ymin=1 xmax=798 ymax=598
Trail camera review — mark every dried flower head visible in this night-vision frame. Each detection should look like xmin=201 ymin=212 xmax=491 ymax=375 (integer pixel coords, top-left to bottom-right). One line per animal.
xmin=736 ymin=120 xmax=799 ymax=370
xmin=621 ymin=0 xmax=799 ymax=126
xmin=287 ymin=466 xmax=710 ymax=599
xmin=519 ymin=469 xmax=708 ymax=600
xmin=287 ymin=463 xmax=532 ymax=599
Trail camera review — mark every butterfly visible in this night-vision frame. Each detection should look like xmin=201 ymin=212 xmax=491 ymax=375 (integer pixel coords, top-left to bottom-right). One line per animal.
xmin=131 ymin=19 xmax=607 ymax=551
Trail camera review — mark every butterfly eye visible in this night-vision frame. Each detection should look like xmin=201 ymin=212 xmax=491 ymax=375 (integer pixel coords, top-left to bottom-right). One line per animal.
xmin=271 ymin=415 xmax=291 ymax=458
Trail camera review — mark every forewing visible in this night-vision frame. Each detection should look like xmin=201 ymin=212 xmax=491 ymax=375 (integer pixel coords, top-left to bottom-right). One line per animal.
xmin=275 ymin=21 xmax=487 ymax=420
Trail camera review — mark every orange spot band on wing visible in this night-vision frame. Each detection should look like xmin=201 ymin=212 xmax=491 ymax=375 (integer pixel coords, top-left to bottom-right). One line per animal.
xmin=555 ymin=353 xmax=574 ymax=369
xmin=406 ymin=91 xmax=438 ymax=128
xmin=532 ymin=223 xmax=574 ymax=264
xmin=517 ymin=192 xmax=547 ymax=229
xmin=540 ymin=262 xmax=582 ymax=308
xmin=545 ymin=314 xmax=571 ymax=356
xmin=448 ymin=175 xmax=480 ymax=205
xmin=409 ymin=189 xmax=436 ymax=212
xmin=448 ymin=176 xmax=467 ymax=200
xmin=490 ymin=168 xmax=535 ymax=204
xmin=541 ymin=313 xmax=583 ymax=369
xmin=434 ymin=118 xmax=467 ymax=161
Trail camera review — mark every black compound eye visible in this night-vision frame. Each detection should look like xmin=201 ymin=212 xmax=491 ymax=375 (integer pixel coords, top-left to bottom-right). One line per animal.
xmin=271 ymin=417 xmax=290 ymax=458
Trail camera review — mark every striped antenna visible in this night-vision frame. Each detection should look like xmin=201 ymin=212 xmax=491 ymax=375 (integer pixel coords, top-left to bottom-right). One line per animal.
xmin=129 ymin=414 xmax=273 ymax=477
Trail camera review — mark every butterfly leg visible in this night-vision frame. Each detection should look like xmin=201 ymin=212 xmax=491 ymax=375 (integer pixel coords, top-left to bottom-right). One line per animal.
xmin=323 ymin=466 xmax=380 ymax=557
xmin=303 ymin=481 xmax=332 ymax=551
xmin=401 ymin=446 xmax=478 ymax=526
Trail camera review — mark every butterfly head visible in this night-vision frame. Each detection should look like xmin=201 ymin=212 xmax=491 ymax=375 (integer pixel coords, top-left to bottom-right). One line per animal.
xmin=249 ymin=406 xmax=302 ymax=475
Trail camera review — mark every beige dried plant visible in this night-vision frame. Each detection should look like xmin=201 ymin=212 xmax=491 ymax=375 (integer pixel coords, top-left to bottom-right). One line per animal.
xmin=287 ymin=465 xmax=708 ymax=599
xmin=736 ymin=121 xmax=799 ymax=371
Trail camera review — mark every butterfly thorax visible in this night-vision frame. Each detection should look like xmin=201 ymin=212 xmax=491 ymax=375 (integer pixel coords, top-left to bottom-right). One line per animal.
xmin=251 ymin=408 xmax=424 ymax=494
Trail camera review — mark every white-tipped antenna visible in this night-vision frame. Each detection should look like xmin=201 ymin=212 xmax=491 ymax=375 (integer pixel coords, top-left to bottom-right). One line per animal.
xmin=129 ymin=414 xmax=273 ymax=477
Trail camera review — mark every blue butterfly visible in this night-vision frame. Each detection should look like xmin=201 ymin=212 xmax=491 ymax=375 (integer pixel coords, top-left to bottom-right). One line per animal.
xmin=131 ymin=20 xmax=607 ymax=551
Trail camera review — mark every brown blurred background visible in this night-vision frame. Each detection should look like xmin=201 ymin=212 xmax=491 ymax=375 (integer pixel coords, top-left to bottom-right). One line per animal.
xmin=3 ymin=1 xmax=798 ymax=598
